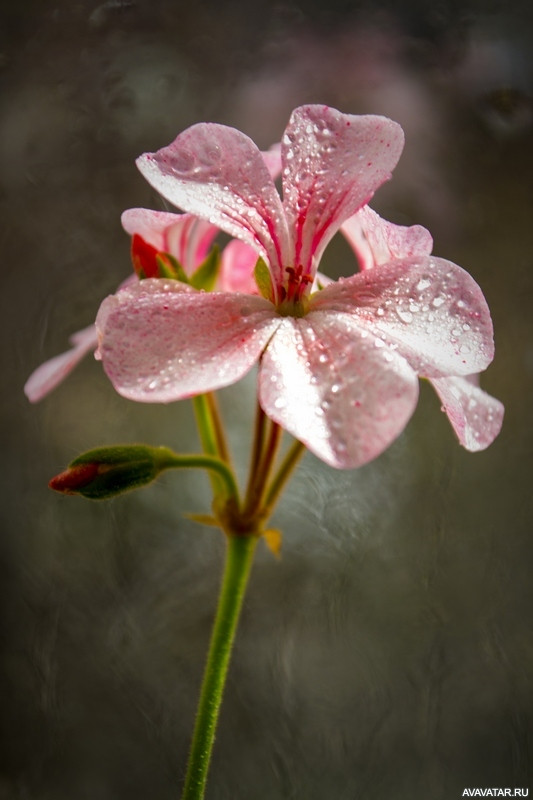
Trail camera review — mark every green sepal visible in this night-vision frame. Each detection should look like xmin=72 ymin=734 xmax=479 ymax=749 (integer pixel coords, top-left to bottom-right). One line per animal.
xmin=154 ymin=254 xmax=177 ymax=280
xmin=190 ymin=245 xmax=221 ymax=291
xmin=254 ymin=257 xmax=274 ymax=301
xmin=50 ymin=445 xmax=175 ymax=500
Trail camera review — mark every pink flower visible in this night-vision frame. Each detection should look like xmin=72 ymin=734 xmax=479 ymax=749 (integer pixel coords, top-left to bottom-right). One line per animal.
xmin=24 ymin=217 xmax=261 ymax=403
xmin=341 ymin=206 xmax=504 ymax=450
xmin=95 ymin=105 xmax=497 ymax=469
xmin=24 ymin=146 xmax=282 ymax=403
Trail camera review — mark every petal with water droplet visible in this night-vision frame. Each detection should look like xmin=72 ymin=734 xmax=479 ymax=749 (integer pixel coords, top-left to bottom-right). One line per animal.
xmin=313 ymin=256 xmax=494 ymax=377
xmin=258 ymin=311 xmax=418 ymax=469
xmin=341 ymin=205 xmax=433 ymax=270
xmin=96 ymin=279 xmax=279 ymax=402
xmin=429 ymin=375 xmax=504 ymax=451
xmin=136 ymin=124 xmax=290 ymax=285
xmin=282 ymin=106 xmax=404 ymax=277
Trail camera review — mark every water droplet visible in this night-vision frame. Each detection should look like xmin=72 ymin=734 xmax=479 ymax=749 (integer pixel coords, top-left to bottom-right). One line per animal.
xmin=396 ymin=308 xmax=413 ymax=324
xmin=318 ymin=353 xmax=328 ymax=364
xmin=416 ymin=278 xmax=431 ymax=291
xmin=432 ymin=296 xmax=445 ymax=308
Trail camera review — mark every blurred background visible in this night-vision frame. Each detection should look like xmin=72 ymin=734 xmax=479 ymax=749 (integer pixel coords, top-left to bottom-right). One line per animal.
xmin=1 ymin=1 xmax=532 ymax=798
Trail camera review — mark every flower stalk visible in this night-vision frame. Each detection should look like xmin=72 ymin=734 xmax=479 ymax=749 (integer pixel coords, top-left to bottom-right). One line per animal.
xmin=180 ymin=532 xmax=258 ymax=800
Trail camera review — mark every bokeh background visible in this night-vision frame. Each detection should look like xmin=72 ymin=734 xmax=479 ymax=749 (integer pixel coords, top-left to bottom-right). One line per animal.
xmin=1 ymin=1 xmax=533 ymax=798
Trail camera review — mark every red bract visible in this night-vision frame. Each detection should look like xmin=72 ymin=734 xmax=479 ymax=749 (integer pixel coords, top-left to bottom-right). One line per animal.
xmin=96 ymin=105 xmax=498 ymax=468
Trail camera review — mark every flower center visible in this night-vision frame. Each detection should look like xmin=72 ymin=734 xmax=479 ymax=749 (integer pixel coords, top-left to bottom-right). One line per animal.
xmin=276 ymin=265 xmax=312 ymax=317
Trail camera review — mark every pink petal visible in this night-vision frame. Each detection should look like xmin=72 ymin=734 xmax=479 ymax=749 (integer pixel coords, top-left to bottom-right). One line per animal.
xmin=281 ymin=105 xmax=404 ymax=276
xmin=136 ymin=123 xmax=290 ymax=284
xmin=261 ymin=143 xmax=282 ymax=180
xmin=313 ymin=256 xmax=494 ymax=377
xmin=219 ymin=239 xmax=259 ymax=294
xmin=429 ymin=375 xmax=504 ymax=451
xmin=95 ymin=279 xmax=280 ymax=403
xmin=24 ymin=324 xmax=97 ymax=402
xmin=121 ymin=209 xmax=217 ymax=271
xmin=258 ymin=311 xmax=419 ymax=469
xmin=342 ymin=206 xmax=433 ymax=270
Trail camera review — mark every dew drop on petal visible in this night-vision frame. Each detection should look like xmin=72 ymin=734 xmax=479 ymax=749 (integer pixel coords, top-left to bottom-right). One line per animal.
xmin=395 ymin=308 xmax=413 ymax=324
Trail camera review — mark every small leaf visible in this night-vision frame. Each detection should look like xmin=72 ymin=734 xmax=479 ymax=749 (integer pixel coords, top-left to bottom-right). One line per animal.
xmin=155 ymin=253 xmax=179 ymax=280
xmin=254 ymin=257 xmax=274 ymax=301
xmin=190 ymin=245 xmax=221 ymax=291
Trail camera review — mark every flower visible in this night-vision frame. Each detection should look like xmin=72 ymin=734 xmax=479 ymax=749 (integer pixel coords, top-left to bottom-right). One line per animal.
xmin=24 ymin=145 xmax=281 ymax=404
xmin=96 ymin=104 xmax=496 ymax=469
xmin=23 ymin=212 xmax=258 ymax=403
xmin=341 ymin=206 xmax=504 ymax=450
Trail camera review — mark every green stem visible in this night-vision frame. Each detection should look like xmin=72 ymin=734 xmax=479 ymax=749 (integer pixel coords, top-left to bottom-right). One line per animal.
xmin=193 ymin=395 xmax=219 ymax=457
xmin=156 ymin=450 xmax=240 ymax=503
xmin=180 ymin=533 xmax=258 ymax=800
xmin=205 ymin=393 xmax=231 ymax=465
xmin=192 ymin=395 xmax=230 ymax=497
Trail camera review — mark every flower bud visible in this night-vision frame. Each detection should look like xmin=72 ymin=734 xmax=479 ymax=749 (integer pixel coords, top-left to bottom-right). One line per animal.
xmin=49 ymin=445 xmax=173 ymax=499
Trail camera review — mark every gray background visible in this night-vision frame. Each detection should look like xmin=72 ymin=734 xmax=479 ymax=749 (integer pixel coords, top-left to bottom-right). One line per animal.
xmin=1 ymin=1 xmax=532 ymax=798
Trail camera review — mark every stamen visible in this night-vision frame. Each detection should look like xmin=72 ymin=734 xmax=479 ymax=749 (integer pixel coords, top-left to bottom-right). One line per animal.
xmin=277 ymin=265 xmax=312 ymax=317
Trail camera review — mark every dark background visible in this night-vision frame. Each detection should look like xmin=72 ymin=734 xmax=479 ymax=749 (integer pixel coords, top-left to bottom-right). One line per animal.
xmin=1 ymin=1 xmax=532 ymax=798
